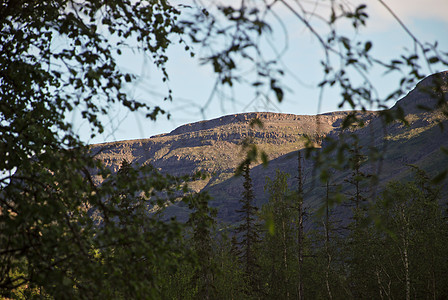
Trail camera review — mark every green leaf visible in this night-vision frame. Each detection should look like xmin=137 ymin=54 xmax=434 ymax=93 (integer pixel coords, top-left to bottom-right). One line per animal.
xmin=364 ymin=41 xmax=372 ymax=52
xmin=341 ymin=37 xmax=350 ymax=50
xmin=273 ymin=86 xmax=283 ymax=102
xmin=428 ymin=56 xmax=440 ymax=64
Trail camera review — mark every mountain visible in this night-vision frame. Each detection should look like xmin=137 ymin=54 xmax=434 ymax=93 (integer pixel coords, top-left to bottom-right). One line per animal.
xmin=90 ymin=71 xmax=448 ymax=222
xmin=393 ymin=71 xmax=448 ymax=114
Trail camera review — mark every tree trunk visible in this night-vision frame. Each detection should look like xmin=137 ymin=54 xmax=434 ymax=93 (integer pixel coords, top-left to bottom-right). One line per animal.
xmin=297 ymin=151 xmax=304 ymax=300
xmin=324 ymin=180 xmax=333 ymax=300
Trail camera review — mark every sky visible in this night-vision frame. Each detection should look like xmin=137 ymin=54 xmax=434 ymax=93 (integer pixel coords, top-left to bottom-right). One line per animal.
xmin=74 ymin=0 xmax=448 ymax=145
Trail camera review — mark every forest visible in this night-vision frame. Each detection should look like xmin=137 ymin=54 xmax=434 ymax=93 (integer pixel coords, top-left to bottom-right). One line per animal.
xmin=1 ymin=0 xmax=448 ymax=299
xmin=157 ymin=161 xmax=448 ymax=299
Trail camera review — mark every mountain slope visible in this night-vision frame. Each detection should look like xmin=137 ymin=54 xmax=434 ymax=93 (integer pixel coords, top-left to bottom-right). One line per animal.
xmin=90 ymin=72 xmax=448 ymax=222
xmin=90 ymin=111 xmax=370 ymax=189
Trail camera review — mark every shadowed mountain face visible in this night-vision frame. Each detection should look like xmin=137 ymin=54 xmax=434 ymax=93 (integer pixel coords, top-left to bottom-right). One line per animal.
xmin=393 ymin=71 xmax=448 ymax=114
xmin=90 ymin=71 xmax=448 ymax=222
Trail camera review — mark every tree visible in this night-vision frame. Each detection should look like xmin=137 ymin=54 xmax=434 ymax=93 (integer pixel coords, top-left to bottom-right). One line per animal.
xmin=0 ymin=0 xmax=194 ymax=296
xmin=211 ymin=230 xmax=247 ymax=299
xmin=186 ymin=192 xmax=217 ymax=300
xmin=373 ymin=172 xmax=448 ymax=299
xmin=296 ymin=151 xmax=305 ymax=299
xmin=345 ymin=138 xmax=370 ymax=216
xmin=0 ymin=151 xmax=197 ymax=298
xmin=261 ymin=169 xmax=297 ymax=299
xmin=304 ymin=170 xmax=348 ymax=299
xmin=235 ymin=161 xmax=260 ymax=296
xmin=342 ymin=137 xmax=380 ymax=298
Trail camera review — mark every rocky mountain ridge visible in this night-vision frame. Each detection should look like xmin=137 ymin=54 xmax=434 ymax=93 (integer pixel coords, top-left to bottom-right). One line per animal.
xmin=90 ymin=111 xmax=371 ymax=176
xmin=90 ymin=71 xmax=448 ymax=222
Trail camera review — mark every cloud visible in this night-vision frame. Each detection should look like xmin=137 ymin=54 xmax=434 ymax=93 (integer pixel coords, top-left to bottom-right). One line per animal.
xmin=372 ymin=0 xmax=448 ymax=21
xmin=348 ymin=0 xmax=448 ymax=31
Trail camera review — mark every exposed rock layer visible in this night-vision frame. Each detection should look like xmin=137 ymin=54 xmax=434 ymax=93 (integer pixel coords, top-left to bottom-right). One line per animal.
xmin=90 ymin=71 xmax=448 ymax=222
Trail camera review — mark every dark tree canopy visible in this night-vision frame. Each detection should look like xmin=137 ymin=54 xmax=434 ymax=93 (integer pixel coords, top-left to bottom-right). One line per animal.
xmin=0 ymin=3 xmax=195 ymax=297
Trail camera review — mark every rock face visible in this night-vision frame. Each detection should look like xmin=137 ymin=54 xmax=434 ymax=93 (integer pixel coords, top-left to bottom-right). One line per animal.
xmin=90 ymin=111 xmax=367 ymax=179
xmin=90 ymin=72 xmax=448 ymax=222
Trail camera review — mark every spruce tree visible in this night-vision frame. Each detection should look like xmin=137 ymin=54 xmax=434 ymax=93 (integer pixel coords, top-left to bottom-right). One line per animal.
xmin=344 ymin=139 xmax=376 ymax=298
xmin=187 ymin=193 xmax=217 ymax=300
xmin=345 ymin=139 xmax=370 ymax=222
xmin=235 ymin=161 xmax=260 ymax=295
xmin=297 ymin=151 xmax=305 ymax=300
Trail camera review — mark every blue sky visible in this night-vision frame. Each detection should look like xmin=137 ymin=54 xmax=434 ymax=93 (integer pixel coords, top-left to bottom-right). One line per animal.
xmin=74 ymin=0 xmax=448 ymax=145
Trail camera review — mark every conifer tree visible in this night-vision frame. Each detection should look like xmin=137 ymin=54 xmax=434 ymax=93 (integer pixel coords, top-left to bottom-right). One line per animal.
xmin=235 ymin=161 xmax=260 ymax=295
xmin=345 ymin=139 xmax=370 ymax=222
xmin=297 ymin=151 xmax=305 ymax=300
xmin=213 ymin=231 xmax=247 ymax=299
xmin=187 ymin=193 xmax=217 ymax=300
xmin=344 ymin=139 xmax=373 ymax=297
xmin=323 ymin=180 xmax=333 ymax=300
